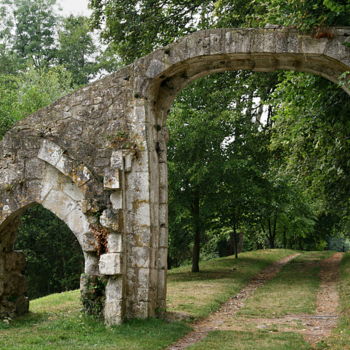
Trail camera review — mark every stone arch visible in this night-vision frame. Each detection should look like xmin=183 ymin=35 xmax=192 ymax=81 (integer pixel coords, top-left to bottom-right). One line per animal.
xmin=135 ymin=27 xmax=350 ymax=319
xmin=0 ymin=201 xmax=85 ymax=317
xmin=0 ymin=27 xmax=349 ymax=325
xmin=0 ymin=150 xmax=100 ymax=319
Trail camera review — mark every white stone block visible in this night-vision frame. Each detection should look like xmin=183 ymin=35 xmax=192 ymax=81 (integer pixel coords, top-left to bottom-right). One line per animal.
xmin=110 ymin=150 xmax=123 ymax=169
xmin=83 ymin=252 xmax=99 ymax=274
xmin=107 ymin=234 xmax=122 ymax=253
xmin=55 ymin=155 xmax=73 ymax=177
xmin=124 ymin=153 xmax=133 ymax=172
xmin=134 ymin=202 xmax=151 ymax=227
xmin=63 ymin=182 xmax=85 ymax=201
xmin=131 ymin=247 xmax=150 ymax=268
xmin=145 ymin=59 xmax=167 ymax=78
xmin=65 ymin=206 xmax=90 ymax=237
xmin=104 ymin=168 xmax=120 ymax=189
xmin=99 ymin=253 xmax=122 ymax=275
xmin=110 ymin=192 xmax=123 ymax=210
xmin=42 ymin=190 xmax=77 ymax=220
xmin=158 ymin=248 xmax=168 ymax=270
xmin=159 ymin=226 xmax=168 ymax=247
xmin=81 ymin=231 xmax=96 ymax=252
xmin=104 ymin=300 xmax=123 ymax=326
xmin=100 ymin=209 xmax=120 ymax=231
xmin=37 ymin=140 xmax=63 ymax=166
xmin=40 ymin=166 xmax=59 ymax=200
xmin=105 ymin=277 xmax=123 ymax=301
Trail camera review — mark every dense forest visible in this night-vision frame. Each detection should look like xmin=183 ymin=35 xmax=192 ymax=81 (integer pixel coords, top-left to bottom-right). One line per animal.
xmin=0 ymin=0 xmax=349 ymax=298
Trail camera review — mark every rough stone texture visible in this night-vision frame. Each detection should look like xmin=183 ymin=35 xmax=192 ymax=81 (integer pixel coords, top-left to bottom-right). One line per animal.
xmin=0 ymin=27 xmax=349 ymax=325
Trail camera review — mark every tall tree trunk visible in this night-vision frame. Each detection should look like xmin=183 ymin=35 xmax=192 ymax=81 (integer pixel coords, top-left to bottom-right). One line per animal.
xmin=191 ymin=192 xmax=201 ymax=273
xmin=283 ymin=226 xmax=287 ymax=248
xmin=268 ymin=218 xmax=275 ymax=248
xmin=233 ymin=221 xmax=239 ymax=259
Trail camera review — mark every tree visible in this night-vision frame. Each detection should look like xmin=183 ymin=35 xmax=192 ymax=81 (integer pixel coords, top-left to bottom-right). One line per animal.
xmin=16 ymin=205 xmax=84 ymax=298
xmin=0 ymin=64 xmax=73 ymax=139
xmin=1 ymin=0 xmax=59 ymax=67
xmin=269 ymin=72 xmax=350 ymax=237
xmin=89 ymin=0 xmax=216 ymax=63
xmin=57 ymin=15 xmax=100 ymax=86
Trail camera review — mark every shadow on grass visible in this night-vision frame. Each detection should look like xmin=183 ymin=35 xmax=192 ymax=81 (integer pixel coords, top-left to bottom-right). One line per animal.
xmin=0 ymin=311 xmax=50 ymax=330
xmin=168 ymin=256 xmax=274 ymax=283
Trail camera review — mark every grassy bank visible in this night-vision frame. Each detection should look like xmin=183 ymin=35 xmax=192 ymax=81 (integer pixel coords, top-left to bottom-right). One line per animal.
xmin=0 ymin=249 xmax=295 ymax=350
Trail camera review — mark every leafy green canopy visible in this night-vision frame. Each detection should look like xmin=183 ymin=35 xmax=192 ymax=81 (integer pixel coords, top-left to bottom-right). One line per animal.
xmin=89 ymin=0 xmax=350 ymax=63
xmin=16 ymin=205 xmax=84 ymax=299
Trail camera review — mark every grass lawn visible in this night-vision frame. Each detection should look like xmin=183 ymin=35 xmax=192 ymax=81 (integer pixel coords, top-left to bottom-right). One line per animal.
xmin=238 ymin=251 xmax=334 ymax=317
xmin=186 ymin=250 xmax=343 ymax=350
xmin=0 ymin=249 xmax=295 ymax=350
xmin=187 ymin=330 xmax=310 ymax=350
xmin=167 ymin=248 xmax=297 ymax=319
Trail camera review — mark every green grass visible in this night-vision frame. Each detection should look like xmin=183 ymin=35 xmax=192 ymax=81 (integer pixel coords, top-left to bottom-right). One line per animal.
xmin=167 ymin=249 xmax=296 ymax=319
xmin=0 ymin=249 xmax=296 ymax=350
xmin=187 ymin=330 xmax=311 ymax=350
xmin=185 ymin=251 xmax=340 ymax=350
xmin=0 ymin=299 xmax=190 ymax=350
xmin=238 ymin=251 xmax=334 ymax=317
xmin=318 ymin=252 xmax=350 ymax=350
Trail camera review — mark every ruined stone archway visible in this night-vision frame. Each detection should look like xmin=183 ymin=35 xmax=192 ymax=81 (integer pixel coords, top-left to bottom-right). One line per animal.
xmin=0 ymin=27 xmax=349 ymax=325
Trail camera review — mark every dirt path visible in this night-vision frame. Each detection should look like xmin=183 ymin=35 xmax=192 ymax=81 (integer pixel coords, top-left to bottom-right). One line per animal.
xmin=166 ymin=252 xmax=343 ymax=350
xmin=226 ymin=252 xmax=343 ymax=346
xmin=303 ymin=251 xmax=343 ymax=344
xmin=165 ymin=253 xmax=299 ymax=350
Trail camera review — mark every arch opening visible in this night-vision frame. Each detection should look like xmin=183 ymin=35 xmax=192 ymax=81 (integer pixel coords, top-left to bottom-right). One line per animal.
xmin=0 ymin=202 xmax=85 ymax=318
xmin=148 ymin=62 xmax=350 ymax=315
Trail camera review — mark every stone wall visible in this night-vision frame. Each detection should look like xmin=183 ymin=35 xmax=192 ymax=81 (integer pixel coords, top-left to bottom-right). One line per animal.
xmin=0 ymin=27 xmax=349 ymax=325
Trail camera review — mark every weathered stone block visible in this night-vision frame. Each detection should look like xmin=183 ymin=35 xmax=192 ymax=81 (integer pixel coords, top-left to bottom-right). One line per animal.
xmin=42 ymin=190 xmax=77 ymax=220
xmin=55 ymin=155 xmax=74 ymax=177
xmin=63 ymin=182 xmax=85 ymax=201
xmin=100 ymin=209 xmax=120 ymax=231
xmin=104 ymin=300 xmax=123 ymax=326
xmin=105 ymin=277 xmax=123 ymax=301
xmin=110 ymin=150 xmax=123 ymax=169
xmin=81 ymin=231 xmax=97 ymax=252
xmin=65 ymin=206 xmax=90 ymax=237
xmin=99 ymin=253 xmax=122 ymax=275
xmin=107 ymin=233 xmax=122 ymax=253
xmin=157 ymin=248 xmax=168 ymax=270
xmin=124 ymin=152 xmax=133 ymax=172
xmin=110 ymin=192 xmax=123 ymax=210
xmin=145 ymin=59 xmax=168 ymax=78
xmin=104 ymin=168 xmax=120 ymax=189
xmin=133 ymin=202 xmax=151 ymax=227
xmin=83 ymin=252 xmax=99 ymax=275
xmin=73 ymin=164 xmax=93 ymax=187
xmin=159 ymin=226 xmax=168 ymax=247
xmin=37 ymin=140 xmax=63 ymax=166
xmin=130 ymin=247 xmax=150 ymax=268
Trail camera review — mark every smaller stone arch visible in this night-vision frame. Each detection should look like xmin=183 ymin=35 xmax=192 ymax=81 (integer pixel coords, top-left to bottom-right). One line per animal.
xmin=0 ymin=139 xmax=102 ymax=319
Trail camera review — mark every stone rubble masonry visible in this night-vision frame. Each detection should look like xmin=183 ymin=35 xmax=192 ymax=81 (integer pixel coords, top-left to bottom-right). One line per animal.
xmin=0 ymin=27 xmax=349 ymax=325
